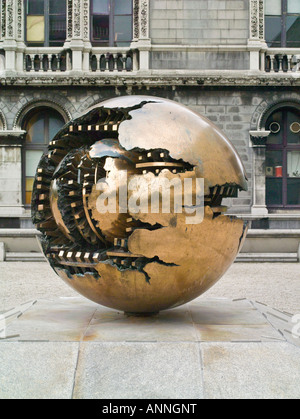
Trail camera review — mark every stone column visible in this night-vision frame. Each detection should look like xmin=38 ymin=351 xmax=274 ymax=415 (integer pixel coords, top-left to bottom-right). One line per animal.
xmin=65 ymin=0 xmax=91 ymax=72
xmin=131 ymin=0 xmax=150 ymax=71
xmin=0 ymin=132 xmax=26 ymax=217
xmin=250 ymin=130 xmax=271 ymax=216
xmin=1 ymin=0 xmax=25 ymax=73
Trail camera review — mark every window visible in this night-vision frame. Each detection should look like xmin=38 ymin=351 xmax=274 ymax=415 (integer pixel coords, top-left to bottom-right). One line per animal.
xmin=26 ymin=0 xmax=67 ymax=47
xmin=91 ymin=0 xmax=132 ymax=46
xmin=23 ymin=108 xmax=65 ymax=206
xmin=265 ymin=0 xmax=300 ymax=47
xmin=265 ymin=107 xmax=300 ymax=208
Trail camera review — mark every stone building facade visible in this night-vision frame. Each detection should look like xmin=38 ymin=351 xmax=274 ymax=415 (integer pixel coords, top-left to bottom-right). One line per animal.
xmin=0 ymin=0 xmax=299 ymax=242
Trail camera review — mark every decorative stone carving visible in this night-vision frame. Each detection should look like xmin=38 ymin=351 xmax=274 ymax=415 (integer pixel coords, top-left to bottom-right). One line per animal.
xmin=72 ymin=0 xmax=81 ymax=38
xmin=250 ymin=0 xmax=264 ymax=40
xmin=133 ymin=0 xmax=140 ymax=40
xmin=67 ymin=0 xmax=73 ymax=40
xmin=250 ymin=130 xmax=271 ymax=147
xmin=1 ymin=0 xmax=6 ymax=39
xmin=1 ymin=74 xmax=300 ymax=88
xmin=83 ymin=0 xmax=89 ymax=41
xmin=16 ymin=0 xmax=23 ymax=41
xmin=140 ymin=0 xmax=148 ymax=38
xmin=258 ymin=0 xmax=264 ymax=40
xmin=250 ymin=0 xmax=258 ymax=38
xmin=6 ymin=0 xmax=14 ymax=39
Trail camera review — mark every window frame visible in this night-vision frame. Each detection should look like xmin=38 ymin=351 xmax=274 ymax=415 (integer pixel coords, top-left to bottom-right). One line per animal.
xmin=22 ymin=107 xmax=66 ymax=207
xmin=90 ymin=0 xmax=133 ymax=47
xmin=25 ymin=0 xmax=67 ymax=47
xmin=265 ymin=107 xmax=300 ymax=209
xmin=265 ymin=0 xmax=300 ymax=48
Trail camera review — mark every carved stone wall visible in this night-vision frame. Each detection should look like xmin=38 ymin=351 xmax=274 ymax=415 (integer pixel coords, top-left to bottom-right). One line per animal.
xmin=66 ymin=0 xmax=90 ymax=42
xmin=133 ymin=0 xmax=140 ymax=40
xmin=16 ymin=0 xmax=23 ymax=41
xmin=67 ymin=0 xmax=73 ymax=40
xmin=1 ymin=0 xmax=6 ymax=39
xmin=6 ymin=0 xmax=14 ymax=39
xmin=140 ymin=0 xmax=149 ymax=39
xmin=250 ymin=0 xmax=265 ymax=41
xmin=133 ymin=0 xmax=149 ymax=41
xmin=72 ymin=0 xmax=82 ymax=39
xmin=0 ymin=0 xmax=24 ymax=42
xmin=83 ymin=0 xmax=89 ymax=41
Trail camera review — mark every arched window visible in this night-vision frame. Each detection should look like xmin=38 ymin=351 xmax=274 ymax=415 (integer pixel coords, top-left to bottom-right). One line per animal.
xmin=25 ymin=0 xmax=67 ymax=47
xmin=265 ymin=0 xmax=300 ymax=48
xmin=23 ymin=108 xmax=65 ymax=206
xmin=265 ymin=107 xmax=300 ymax=208
xmin=91 ymin=0 xmax=132 ymax=46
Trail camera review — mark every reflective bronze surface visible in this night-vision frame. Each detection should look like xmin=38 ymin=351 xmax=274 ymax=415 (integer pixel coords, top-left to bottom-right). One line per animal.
xmin=32 ymin=96 xmax=248 ymax=314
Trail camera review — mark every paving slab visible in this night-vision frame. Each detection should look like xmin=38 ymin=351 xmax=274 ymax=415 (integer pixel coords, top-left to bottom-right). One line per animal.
xmin=5 ymin=297 xmax=98 ymax=342
xmin=73 ymin=342 xmax=203 ymax=399
xmin=253 ymin=301 xmax=300 ymax=348
xmin=189 ymin=298 xmax=284 ymax=343
xmin=84 ymin=305 xmax=198 ymax=342
xmin=201 ymin=342 xmax=300 ymax=399
xmin=189 ymin=298 xmax=267 ymax=325
xmin=0 ymin=342 xmax=79 ymax=399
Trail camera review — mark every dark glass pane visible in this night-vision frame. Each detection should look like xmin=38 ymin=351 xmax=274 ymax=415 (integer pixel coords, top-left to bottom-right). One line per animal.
xmin=26 ymin=113 xmax=45 ymax=144
xmin=27 ymin=16 xmax=45 ymax=43
xmin=93 ymin=15 xmax=109 ymax=41
xmin=265 ymin=16 xmax=282 ymax=47
xmin=114 ymin=0 xmax=132 ymax=15
xmin=93 ymin=0 xmax=109 ymax=14
xmin=287 ymin=179 xmax=300 ymax=205
xmin=266 ymin=111 xmax=283 ymax=145
xmin=266 ymin=150 xmax=283 ymax=177
xmin=286 ymin=17 xmax=300 ymax=47
xmin=265 ymin=0 xmax=282 ymax=15
xmin=49 ymin=112 xmax=65 ymax=140
xmin=287 ymin=109 xmax=300 ymax=144
xmin=27 ymin=0 xmax=44 ymax=15
xmin=49 ymin=0 xmax=66 ymax=14
xmin=25 ymin=176 xmax=36 ymax=205
xmin=49 ymin=15 xmax=66 ymax=42
xmin=114 ymin=15 xmax=132 ymax=45
xmin=288 ymin=0 xmax=300 ymax=13
xmin=26 ymin=150 xmax=43 ymax=177
xmin=266 ymin=178 xmax=283 ymax=206
xmin=288 ymin=151 xmax=300 ymax=178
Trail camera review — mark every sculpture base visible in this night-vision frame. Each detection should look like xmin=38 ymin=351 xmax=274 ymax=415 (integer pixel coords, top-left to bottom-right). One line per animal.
xmin=124 ymin=312 xmax=159 ymax=317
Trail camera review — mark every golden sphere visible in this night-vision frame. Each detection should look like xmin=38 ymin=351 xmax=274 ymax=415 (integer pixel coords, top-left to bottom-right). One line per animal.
xmin=32 ymin=96 xmax=248 ymax=314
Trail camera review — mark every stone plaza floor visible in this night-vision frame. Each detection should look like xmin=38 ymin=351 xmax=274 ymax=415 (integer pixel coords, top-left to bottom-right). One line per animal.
xmin=0 ymin=262 xmax=299 ymax=399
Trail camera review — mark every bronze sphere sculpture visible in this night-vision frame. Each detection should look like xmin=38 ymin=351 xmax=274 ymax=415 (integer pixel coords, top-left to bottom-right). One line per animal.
xmin=32 ymin=96 xmax=248 ymax=314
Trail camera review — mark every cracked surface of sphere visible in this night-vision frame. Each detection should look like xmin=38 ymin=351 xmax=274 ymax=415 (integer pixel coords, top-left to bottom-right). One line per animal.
xmin=32 ymin=96 xmax=248 ymax=314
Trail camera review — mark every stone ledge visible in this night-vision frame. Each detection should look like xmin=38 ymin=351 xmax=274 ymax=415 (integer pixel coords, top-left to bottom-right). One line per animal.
xmin=0 ymin=229 xmax=40 ymax=238
xmin=236 ymin=253 xmax=298 ymax=263
xmin=247 ymin=229 xmax=300 ymax=238
xmin=6 ymin=252 xmax=45 ymax=262
xmin=0 ymin=71 xmax=299 ymax=87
